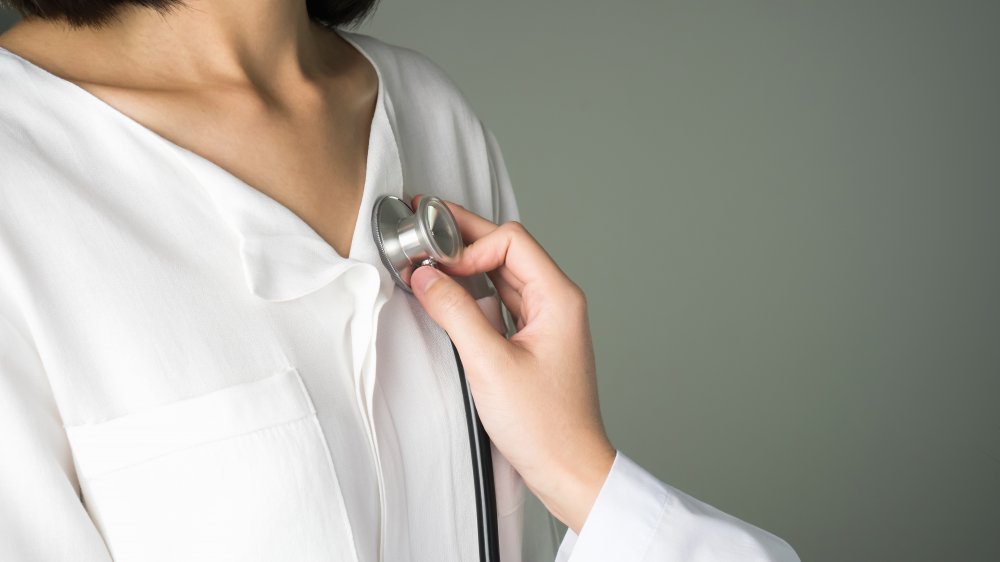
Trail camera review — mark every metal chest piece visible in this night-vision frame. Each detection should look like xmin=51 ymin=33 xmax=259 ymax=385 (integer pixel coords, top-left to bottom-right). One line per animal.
xmin=371 ymin=195 xmax=464 ymax=293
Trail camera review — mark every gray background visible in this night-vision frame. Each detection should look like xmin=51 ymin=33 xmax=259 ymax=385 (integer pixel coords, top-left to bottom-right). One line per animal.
xmin=3 ymin=2 xmax=998 ymax=560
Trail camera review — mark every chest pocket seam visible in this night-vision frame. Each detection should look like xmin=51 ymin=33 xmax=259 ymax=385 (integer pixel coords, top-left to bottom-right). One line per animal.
xmin=64 ymin=366 xmax=316 ymax=481
xmin=59 ymin=366 xmax=362 ymax=562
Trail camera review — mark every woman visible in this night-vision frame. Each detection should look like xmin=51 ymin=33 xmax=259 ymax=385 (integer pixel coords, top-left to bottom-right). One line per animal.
xmin=0 ymin=1 xmax=800 ymax=560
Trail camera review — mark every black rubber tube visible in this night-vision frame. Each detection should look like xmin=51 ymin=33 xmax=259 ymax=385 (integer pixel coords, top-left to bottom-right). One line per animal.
xmin=451 ymin=340 xmax=501 ymax=562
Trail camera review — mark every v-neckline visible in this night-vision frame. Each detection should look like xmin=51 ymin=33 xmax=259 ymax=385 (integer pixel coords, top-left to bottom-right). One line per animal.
xmin=0 ymin=27 xmax=397 ymax=266
xmin=0 ymin=28 xmax=405 ymax=301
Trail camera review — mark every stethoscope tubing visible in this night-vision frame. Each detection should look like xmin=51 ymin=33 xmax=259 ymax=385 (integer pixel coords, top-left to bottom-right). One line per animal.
xmin=451 ymin=341 xmax=501 ymax=562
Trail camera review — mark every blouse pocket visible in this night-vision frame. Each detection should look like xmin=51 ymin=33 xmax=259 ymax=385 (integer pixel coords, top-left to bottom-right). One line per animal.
xmin=64 ymin=367 xmax=360 ymax=562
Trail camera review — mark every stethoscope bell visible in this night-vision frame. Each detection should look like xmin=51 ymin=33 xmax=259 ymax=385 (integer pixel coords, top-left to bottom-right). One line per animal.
xmin=371 ymin=195 xmax=464 ymax=292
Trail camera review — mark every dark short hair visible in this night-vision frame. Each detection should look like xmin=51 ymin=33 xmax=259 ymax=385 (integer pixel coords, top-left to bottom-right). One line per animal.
xmin=0 ymin=0 xmax=380 ymax=30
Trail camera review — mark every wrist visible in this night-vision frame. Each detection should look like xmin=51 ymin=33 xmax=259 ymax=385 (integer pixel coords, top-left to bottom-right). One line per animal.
xmin=532 ymin=438 xmax=617 ymax=534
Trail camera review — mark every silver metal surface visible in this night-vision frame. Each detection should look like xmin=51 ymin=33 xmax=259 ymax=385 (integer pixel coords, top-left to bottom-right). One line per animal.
xmin=371 ymin=195 xmax=464 ymax=293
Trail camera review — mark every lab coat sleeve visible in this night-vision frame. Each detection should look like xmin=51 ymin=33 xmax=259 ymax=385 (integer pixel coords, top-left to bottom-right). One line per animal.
xmin=553 ymin=451 xmax=800 ymax=562
xmin=0 ymin=311 xmax=113 ymax=561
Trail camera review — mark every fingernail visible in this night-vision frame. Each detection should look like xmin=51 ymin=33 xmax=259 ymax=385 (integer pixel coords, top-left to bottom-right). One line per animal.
xmin=415 ymin=266 xmax=443 ymax=293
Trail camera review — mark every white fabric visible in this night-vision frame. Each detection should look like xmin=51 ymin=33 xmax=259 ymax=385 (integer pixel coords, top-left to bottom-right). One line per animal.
xmin=0 ymin=28 xmax=797 ymax=562
xmin=555 ymin=452 xmax=800 ymax=562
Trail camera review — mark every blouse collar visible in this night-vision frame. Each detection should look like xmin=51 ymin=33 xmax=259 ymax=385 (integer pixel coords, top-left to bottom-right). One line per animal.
xmin=0 ymin=29 xmax=402 ymax=304
xmin=168 ymin=31 xmax=404 ymax=303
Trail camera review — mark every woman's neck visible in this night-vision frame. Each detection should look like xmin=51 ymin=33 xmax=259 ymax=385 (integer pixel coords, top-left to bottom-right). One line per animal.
xmin=0 ymin=0 xmax=346 ymax=93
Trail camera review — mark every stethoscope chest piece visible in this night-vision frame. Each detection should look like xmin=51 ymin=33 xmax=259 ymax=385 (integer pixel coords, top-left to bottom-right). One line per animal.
xmin=371 ymin=195 xmax=463 ymax=293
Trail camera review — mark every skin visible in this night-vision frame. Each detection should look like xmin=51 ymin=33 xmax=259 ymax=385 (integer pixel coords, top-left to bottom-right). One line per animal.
xmin=409 ymin=196 xmax=616 ymax=535
xmin=0 ymin=0 xmax=375 ymax=258
xmin=0 ymin=0 xmax=615 ymax=537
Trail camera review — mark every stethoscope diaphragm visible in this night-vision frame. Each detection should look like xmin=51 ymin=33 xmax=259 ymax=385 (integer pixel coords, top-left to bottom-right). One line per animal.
xmin=371 ymin=194 xmax=463 ymax=293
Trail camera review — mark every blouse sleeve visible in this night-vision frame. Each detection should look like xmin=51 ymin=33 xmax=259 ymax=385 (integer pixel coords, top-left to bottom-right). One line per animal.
xmin=0 ymin=312 xmax=112 ymax=560
xmin=480 ymin=124 xmax=799 ymax=562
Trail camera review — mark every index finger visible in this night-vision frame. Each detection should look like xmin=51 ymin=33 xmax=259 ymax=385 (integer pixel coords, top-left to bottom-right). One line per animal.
xmin=411 ymin=194 xmax=496 ymax=244
xmin=411 ymin=194 xmax=569 ymax=288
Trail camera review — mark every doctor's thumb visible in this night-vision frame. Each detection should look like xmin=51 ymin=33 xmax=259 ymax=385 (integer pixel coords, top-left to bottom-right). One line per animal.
xmin=410 ymin=265 xmax=507 ymax=362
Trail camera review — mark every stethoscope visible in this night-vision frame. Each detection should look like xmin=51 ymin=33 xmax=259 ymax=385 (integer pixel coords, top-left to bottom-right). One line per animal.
xmin=370 ymin=194 xmax=501 ymax=562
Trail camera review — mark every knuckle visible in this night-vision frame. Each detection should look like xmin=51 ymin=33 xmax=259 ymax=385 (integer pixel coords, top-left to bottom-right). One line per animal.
xmin=502 ymin=220 xmax=527 ymax=234
xmin=566 ymin=280 xmax=588 ymax=307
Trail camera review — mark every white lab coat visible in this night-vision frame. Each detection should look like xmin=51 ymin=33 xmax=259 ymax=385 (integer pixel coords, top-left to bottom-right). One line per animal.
xmin=0 ymin=28 xmax=798 ymax=562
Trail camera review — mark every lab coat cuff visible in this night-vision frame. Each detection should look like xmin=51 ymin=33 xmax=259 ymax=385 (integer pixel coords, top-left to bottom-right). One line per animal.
xmin=554 ymin=450 xmax=668 ymax=562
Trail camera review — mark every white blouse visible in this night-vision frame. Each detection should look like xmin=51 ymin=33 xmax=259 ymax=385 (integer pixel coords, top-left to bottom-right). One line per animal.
xmin=0 ymin=28 xmax=799 ymax=562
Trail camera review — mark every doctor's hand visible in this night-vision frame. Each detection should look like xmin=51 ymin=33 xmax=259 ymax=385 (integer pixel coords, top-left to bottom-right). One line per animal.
xmin=408 ymin=195 xmax=616 ymax=535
